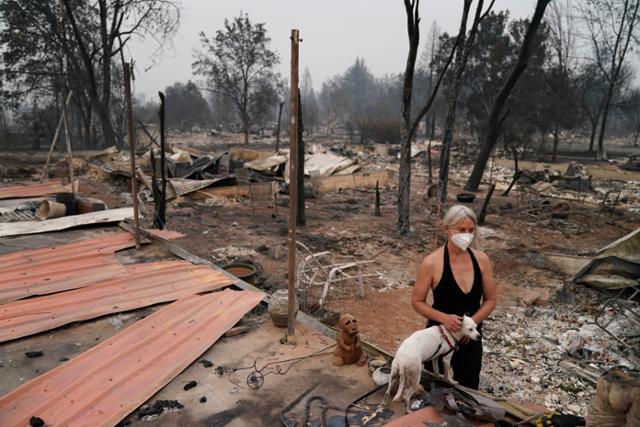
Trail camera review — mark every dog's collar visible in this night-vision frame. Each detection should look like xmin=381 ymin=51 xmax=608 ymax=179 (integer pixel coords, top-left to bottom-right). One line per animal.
xmin=438 ymin=325 xmax=458 ymax=352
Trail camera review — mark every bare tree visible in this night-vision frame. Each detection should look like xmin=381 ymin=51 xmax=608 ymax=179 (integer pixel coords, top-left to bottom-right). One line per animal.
xmin=577 ymin=64 xmax=607 ymax=151
xmin=437 ymin=0 xmax=494 ymax=205
xmin=300 ymin=68 xmax=319 ymax=135
xmin=419 ymin=22 xmax=442 ymax=140
xmin=64 ymin=0 xmax=179 ymax=148
xmin=397 ymin=0 xmax=421 ymax=236
xmin=397 ymin=0 xmax=459 ymax=235
xmin=0 ymin=0 xmax=179 ymax=149
xmin=193 ymin=13 xmax=280 ymax=144
xmin=620 ymin=87 xmax=640 ymax=145
xmin=546 ymin=0 xmax=580 ymax=161
xmin=464 ymin=0 xmax=552 ymax=192
xmin=580 ymin=0 xmax=640 ymax=159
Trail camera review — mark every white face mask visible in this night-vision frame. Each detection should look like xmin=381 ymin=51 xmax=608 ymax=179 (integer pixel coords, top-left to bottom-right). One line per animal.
xmin=451 ymin=233 xmax=474 ymax=251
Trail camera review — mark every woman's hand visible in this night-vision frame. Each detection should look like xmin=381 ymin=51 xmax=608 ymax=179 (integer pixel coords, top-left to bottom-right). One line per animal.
xmin=441 ymin=314 xmax=463 ymax=332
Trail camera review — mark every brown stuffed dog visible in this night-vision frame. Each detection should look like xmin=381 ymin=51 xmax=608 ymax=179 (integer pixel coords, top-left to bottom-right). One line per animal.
xmin=333 ymin=313 xmax=367 ymax=366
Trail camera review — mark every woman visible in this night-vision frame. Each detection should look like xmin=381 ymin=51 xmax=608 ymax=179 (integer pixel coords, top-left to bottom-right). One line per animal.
xmin=411 ymin=204 xmax=497 ymax=389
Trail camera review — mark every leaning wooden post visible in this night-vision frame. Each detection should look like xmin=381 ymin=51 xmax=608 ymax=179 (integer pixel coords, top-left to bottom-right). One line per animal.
xmin=41 ymin=90 xmax=73 ymax=183
xmin=287 ymin=29 xmax=300 ymax=343
xmin=477 ymin=182 xmax=496 ymax=226
xmin=124 ymin=63 xmax=140 ymax=248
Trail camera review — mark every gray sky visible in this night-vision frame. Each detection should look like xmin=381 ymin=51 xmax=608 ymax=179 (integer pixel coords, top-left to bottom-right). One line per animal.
xmin=128 ymin=1 xmax=540 ymax=99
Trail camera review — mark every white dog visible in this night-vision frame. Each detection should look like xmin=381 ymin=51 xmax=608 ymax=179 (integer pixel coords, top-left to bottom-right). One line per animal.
xmin=382 ymin=315 xmax=481 ymax=412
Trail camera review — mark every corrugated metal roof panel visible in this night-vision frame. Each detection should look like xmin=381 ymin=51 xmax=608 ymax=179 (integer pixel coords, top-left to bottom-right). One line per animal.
xmin=0 ymin=233 xmax=136 ymax=303
xmin=0 ymin=261 xmax=237 ymax=342
xmin=0 ymin=232 xmax=134 ymax=268
xmin=0 ymin=207 xmax=134 ymax=238
xmin=0 ymin=179 xmax=73 ymax=200
xmin=0 ymin=289 xmax=263 ymax=427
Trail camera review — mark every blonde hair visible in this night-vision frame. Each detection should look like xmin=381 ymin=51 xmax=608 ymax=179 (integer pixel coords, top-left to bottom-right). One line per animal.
xmin=442 ymin=204 xmax=480 ymax=249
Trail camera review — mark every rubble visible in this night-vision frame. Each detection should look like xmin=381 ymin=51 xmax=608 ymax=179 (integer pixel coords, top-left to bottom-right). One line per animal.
xmin=376 ymin=269 xmax=414 ymax=291
xmin=2 ymin=128 xmax=640 ymax=425
xmin=137 ymin=400 xmax=184 ymax=420
xmin=545 ymin=227 xmax=640 ymax=289
xmin=481 ymin=285 xmax=640 ymax=417
xmin=210 ymin=245 xmax=259 ymax=264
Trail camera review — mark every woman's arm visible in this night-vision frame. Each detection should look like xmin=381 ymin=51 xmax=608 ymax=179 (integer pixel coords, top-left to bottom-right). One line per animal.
xmin=411 ymin=256 xmax=462 ymax=331
xmin=472 ymin=251 xmax=498 ymax=324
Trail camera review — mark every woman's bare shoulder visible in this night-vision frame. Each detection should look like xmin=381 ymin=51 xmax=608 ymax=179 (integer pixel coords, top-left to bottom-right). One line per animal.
xmin=470 ymin=248 xmax=491 ymax=267
xmin=420 ymin=246 xmax=443 ymax=268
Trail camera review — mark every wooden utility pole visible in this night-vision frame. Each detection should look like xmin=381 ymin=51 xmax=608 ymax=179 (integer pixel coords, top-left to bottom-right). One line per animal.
xmin=124 ymin=63 xmax=140 ymax=248
xmin=287 ymin=29 xmax=300 ymax=343
xmin=296 ymin=90 xmax=305 ymax=226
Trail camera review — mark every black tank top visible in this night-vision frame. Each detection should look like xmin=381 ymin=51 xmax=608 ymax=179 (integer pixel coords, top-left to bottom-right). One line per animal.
xmin=426 ymin=245 xmax=483 ymax=329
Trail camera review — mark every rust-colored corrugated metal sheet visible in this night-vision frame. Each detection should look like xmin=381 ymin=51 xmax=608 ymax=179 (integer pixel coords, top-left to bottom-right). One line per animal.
xmin=0 ymin=289 xmax=262 ymax=427
xmin=0 ymin=233 xmax=136 ymax=303
xmin=0 ymin=260 xmax=238 ymax=342
xmin=0 ymin=179 xmax=73 ymax=200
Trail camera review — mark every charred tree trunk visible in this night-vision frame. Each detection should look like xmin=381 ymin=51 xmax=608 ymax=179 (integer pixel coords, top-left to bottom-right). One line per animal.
xmin=596 ymin=84 xmax=615 ymax=160
xmin=397 ymin=0 xmax=460 ymax=234
xmin=427 ymin=140 xmax=433 ymax=183
xmin=95 ymin=100 xmax=117 ymax=148
xmin=398 ymin=123 xmax=413 ymax=235
xmin=464 ymin=0 xmax=552 ymax=192
xmin=63 ymin=0 xmax=117 ymax=149
xmin=275 ymin=100 xmax=284 ymax=151
xmin=242 ymin=114 xmax=250 ymax=144
xmin=424 ymin=109 xmax=430 ymax=139
xmin=83 ymin=104 xmax=92 ymax=149
xmin=430 ymin=111 xmax=437 ymax=140
xmin=552 ymin=123 xmax=559 ymax=162
xmin=154 ymin=91 xmax=167 ymax=230
xmin=538 ymin=132 xmax=546 ymax=161
xmin=589 ymin=116 xmax=599 ymax=153
xmin=438 ymin=0 xmax=486 ymax=204
xmin=375 ymin=181 xmax=381 ymax=217
xmin=397 ymin=0 xmax=421 ymax=236
xmin=425 ymin=59 xmax=434 ymax=139
xmin=584 ymin=0 xmax=640 ymax=160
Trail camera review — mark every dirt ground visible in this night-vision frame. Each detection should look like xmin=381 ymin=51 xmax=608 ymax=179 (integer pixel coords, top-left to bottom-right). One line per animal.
xmin=3 ymin=131 xmax=639 ymax=419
